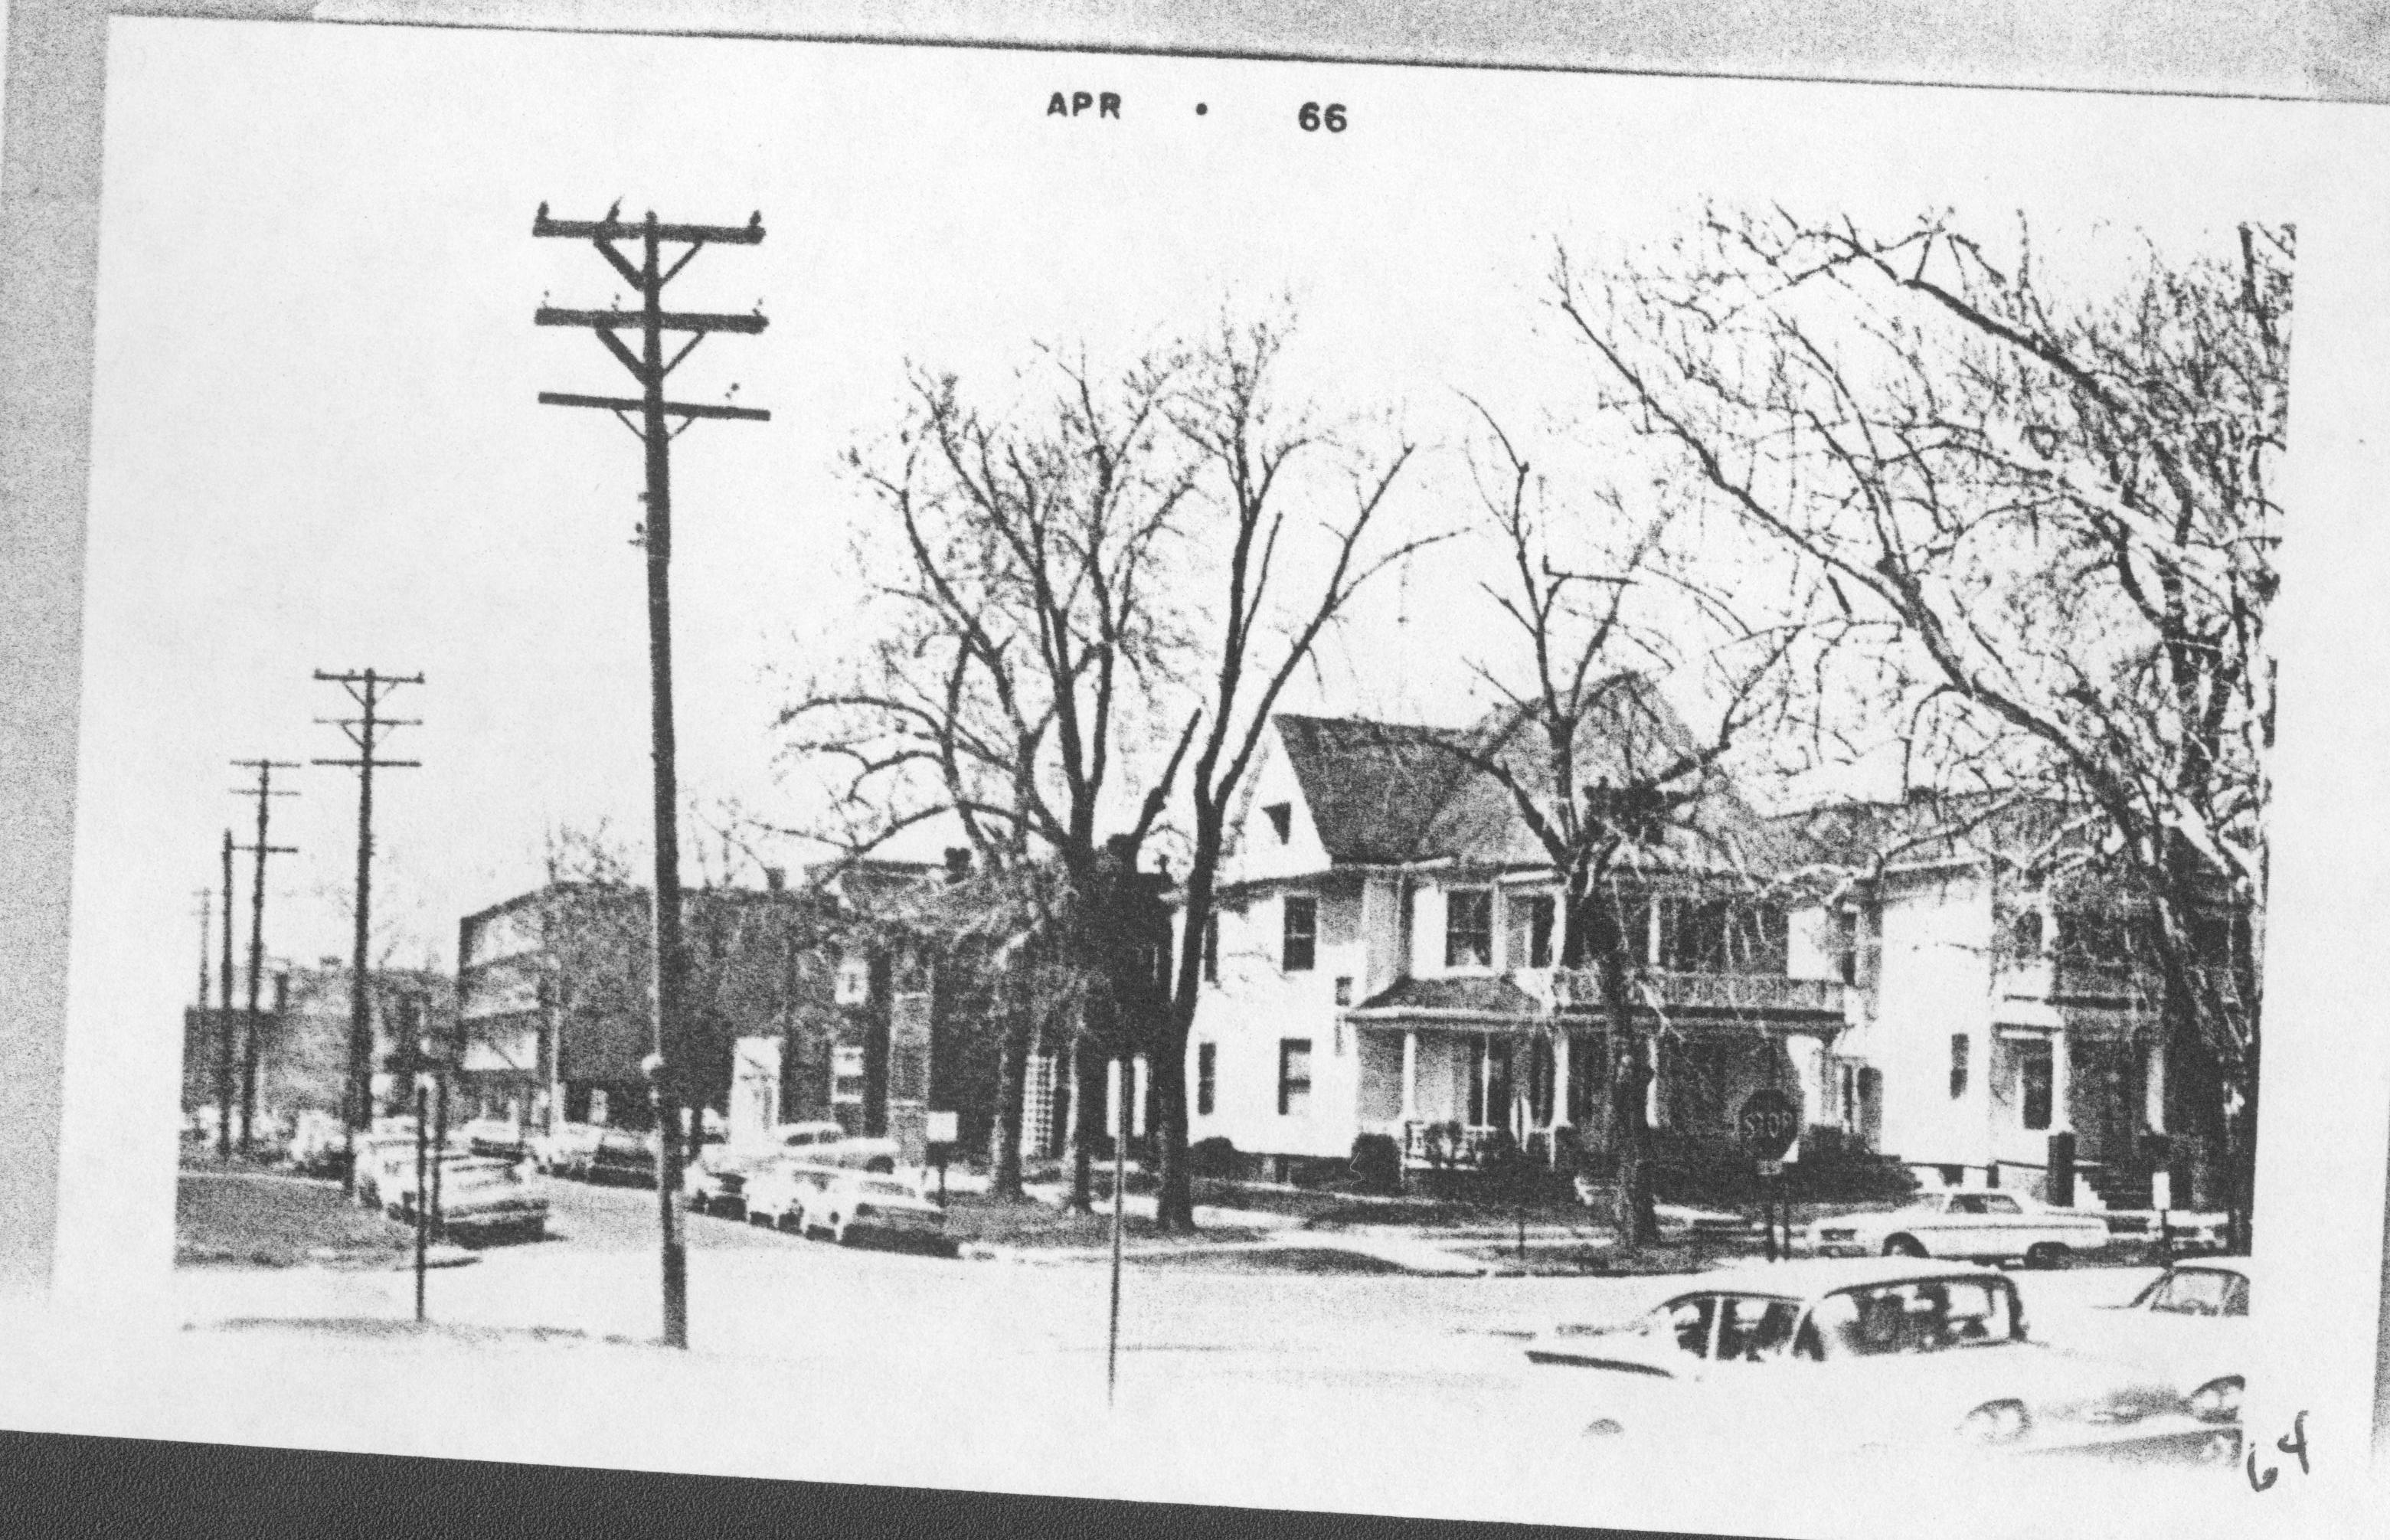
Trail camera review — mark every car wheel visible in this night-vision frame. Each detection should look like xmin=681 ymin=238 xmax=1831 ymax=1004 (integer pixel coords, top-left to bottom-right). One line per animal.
xmin=833 ymin=1216 xmax=855 ymax=1247
xmin=1884 ymin=1234 xmax=1927 ymax=1258
xmin=2024 ymin=1242 xmax=2070 ymax=1270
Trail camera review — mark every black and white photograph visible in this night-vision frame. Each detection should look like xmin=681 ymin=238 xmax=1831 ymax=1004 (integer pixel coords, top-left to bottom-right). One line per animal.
xmin=7 ymin=11 xmax=2390 ymax=1538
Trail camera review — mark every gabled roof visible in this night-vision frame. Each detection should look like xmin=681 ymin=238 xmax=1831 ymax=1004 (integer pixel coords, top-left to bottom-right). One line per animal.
xmin=1271 ymin=675 xmax=1775 ymax=874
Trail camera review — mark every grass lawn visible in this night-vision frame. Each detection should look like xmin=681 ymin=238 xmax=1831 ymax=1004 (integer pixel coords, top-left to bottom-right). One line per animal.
xmin=178 ymin=1166 xmax=415 ymax=1267
xmin=940 ymin=1192 xmax=1271 ymax=1251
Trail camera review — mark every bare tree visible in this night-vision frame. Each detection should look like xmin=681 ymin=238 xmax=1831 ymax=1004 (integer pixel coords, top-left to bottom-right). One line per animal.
xmin=1411 ymin=410 xmax=1812 ymax=1244
xmin=1150 ymin=319 xmax=1432 ymax=1231
xmin=1555 ymin=209 xmax=2287 ymax=1244
xmin=780 ymin=349 xmax=1194 ymax=1198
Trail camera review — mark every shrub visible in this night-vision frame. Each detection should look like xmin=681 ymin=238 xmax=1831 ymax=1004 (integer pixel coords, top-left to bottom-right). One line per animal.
xmin=1348 ymin=1133 xmax=1403 ymax=1195
xmin=1188 ymin=1136 xmax=1242 ymax=1179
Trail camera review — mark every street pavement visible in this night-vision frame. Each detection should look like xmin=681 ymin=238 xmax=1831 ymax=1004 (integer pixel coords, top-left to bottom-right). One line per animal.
xmin=9 ymin=1178 xmax=2259 ymax=1540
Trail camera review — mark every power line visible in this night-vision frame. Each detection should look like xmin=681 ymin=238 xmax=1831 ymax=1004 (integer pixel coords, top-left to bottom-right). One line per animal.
xmin=533 ymin=202 xmax=770 ymax=1352
xmin=312 ymin=666 xmax=423 ymax=1199
xmin=230 ymin=759 xmax=299 ymax=1158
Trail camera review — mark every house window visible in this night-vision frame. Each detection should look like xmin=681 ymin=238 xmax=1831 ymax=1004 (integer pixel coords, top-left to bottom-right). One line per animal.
xmin=1203 ymin=915 xmax=1219 ymax=983
xmin=2011 ymin=908 xmax=2045 ymax=959
xmin=834 ymin=955 xmax=871 ymax=1005
xmin=1445 ymin=889 xmax=1493 ymax=969
xmin=1282 ymin=895 xmax=1317 ymax=973
xmin=2020 ymin=1042 xmax=2054 ymax=1131
xmin=1836 ymin=908 xmax=1860 ymax=985
xmin=1197 ymin=1042 xmax=1216 ymax=1117
xmin=1277 ymin=1039 xmax=1313 ymax=1116
xmin=1264 ymin=803 xmax=1293 ymax=844
xmin=1333 ymin=975 xmax=1352 ymax=1006
xmin=1949 ymin=1034 xmax=1970 ymax=1100
xmin=1526 ymin=895 xmax=1555 ymax=968
xmin=1509 ymin=893 xmax=1556 ymax=968
xmin=832 ymin=1044 xmax=867 ymax=1105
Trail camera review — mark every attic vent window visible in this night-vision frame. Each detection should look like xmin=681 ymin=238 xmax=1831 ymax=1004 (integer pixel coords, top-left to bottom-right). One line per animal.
xmin=1264 ymin=803 xmax=1293 ymax=844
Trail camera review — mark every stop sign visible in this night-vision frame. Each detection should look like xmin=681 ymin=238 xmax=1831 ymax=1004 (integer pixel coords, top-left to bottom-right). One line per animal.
xmin=1737 ymin=1088 xmax=1800 ymax=1162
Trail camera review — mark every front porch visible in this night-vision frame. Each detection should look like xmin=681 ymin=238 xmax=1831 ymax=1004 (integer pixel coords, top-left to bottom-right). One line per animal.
xmin=1348 ymin=967 xmax=1850 ymax=1171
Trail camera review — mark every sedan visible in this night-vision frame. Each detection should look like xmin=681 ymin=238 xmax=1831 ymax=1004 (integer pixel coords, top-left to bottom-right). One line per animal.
xmin=799 ymin=1170 xmax=953 ymax=1254
xmin=742 ymin=1156 xmax=837 ymax=1233
xmin=382 ymin=1153 xmax=551 ymax=1244
xmin=1522 ymin=1257 xmax=2234 ymax=1466
xmin=1809 ymin=1191 xmax=2110 ymax=1267
xmin=2042 ymin=1258 xmax=2251 ymax=1426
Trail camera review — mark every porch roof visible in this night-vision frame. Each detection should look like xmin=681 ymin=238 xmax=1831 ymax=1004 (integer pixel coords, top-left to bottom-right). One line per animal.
xmin=1348 ymin=974 xmax=1543 ymax=1023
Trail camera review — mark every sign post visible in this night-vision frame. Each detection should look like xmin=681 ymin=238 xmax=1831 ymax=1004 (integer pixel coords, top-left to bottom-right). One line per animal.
xmin=927 ymin=1110 xmax=959 ymax=1205
xmin=1737 ymin=1088 xmax=1800 ymax=1263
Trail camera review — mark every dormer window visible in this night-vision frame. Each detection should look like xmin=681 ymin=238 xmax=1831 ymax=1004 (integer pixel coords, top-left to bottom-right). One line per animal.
xmin=1264 ymin=803 xmax=1293 ymax=844
xmin=1445 ymin=889 xmax=1493 ymax=969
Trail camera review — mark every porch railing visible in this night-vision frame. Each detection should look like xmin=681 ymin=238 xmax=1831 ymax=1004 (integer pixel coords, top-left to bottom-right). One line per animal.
xmin=1549 ymin=968 xmax=1848 ymax=1019
xmin=1401 ymin=1122 xmax=1508 ymax=1169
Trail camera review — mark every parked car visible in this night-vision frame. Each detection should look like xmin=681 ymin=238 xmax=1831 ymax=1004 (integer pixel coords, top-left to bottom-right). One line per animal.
xmin=2042 ymin=1257 xmax=2252 ymax=1424
xmin=1522 ymin=1257 xmax=2234 ymax=1465
xmin=688 ymin=1121 xmax=902 ymax=1215
xmin=284 ymin=1110 xmax=349 ymax=1176
xmin=2100 ymin=1208 xmax=2232 ymax=1255
xmin=741 ymin=1156 xmax=838 ymax=1232
xmin=799 ymin=1169 xmax=953 ymax=1253
xmin=1808 ymin=1191 xmax=2110 ymax=1267
xmin=351 ymin=1124 xmax=466 ymax=1208
xmin=529 ymin=1123 xmax=604 ymax=1179
xmin=458 ymin=1117 xmax=530 ymax=1162
xmin=382 ymin=1151 xmax=550 ymax=1244
xmin=588 ymin=1126 xmax=661 ymax=1185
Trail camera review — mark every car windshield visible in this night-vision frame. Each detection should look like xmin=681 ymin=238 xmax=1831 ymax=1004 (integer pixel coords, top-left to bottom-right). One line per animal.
xmin=1806 ymin=1279 xmax=2022 ymax=1358
xmin=857 ymin=1178 xmax=916 ymax=1199
xmin=2131 ymin=1267 xmax=2249 ymax=1317
xmin=443 ymin=1162 xmax=520 ymax=1189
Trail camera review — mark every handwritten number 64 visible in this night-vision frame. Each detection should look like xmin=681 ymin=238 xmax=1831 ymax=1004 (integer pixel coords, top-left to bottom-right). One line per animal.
xmin=2247 ymin=1411 xmax=2310 ymax=1493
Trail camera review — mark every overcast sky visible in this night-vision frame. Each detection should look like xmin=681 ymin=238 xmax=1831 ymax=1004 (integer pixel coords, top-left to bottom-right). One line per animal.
xmin=71 ymin=18 xmax=2338 ymax=1035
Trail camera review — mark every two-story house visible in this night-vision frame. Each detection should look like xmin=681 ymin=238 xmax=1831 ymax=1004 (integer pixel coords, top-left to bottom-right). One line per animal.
xmin=1186 ymin=711 xmax=2225 ymax=1207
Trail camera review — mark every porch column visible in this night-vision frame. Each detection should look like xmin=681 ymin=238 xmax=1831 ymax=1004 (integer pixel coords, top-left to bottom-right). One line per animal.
xmin=1551 ymin=1033 xmax=1571 ymax=1133
xmin=1064 ymin=1041 xmax=1082 ymax=1150
xmin=2049 ymin=1031 xmax=2071 ymax=1134
xmin=1645 ymin=1035 xmax=1663 ymax=1128
xmin=1479 ymin=1033 xmax=1494 ymax=1127
xmin=2144 ymin=1034 xmax=2167 ymax=1132
xmin=1400 ymin=1029 xmax=1419 ymax=1122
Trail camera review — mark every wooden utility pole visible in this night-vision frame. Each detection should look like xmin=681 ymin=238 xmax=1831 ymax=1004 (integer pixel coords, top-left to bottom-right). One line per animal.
xmin=192 ymin=886 xmax=211 ymax=1145
xmin=218 ymin=830 xmax=237 ymax=1164
xmin=533 ymin=202 xmax=770 ymax=1351
xmin=230 ymin=760 xmax=299 ymax=1156
xmin=313 ymin=667 xmax=423 ymax=1198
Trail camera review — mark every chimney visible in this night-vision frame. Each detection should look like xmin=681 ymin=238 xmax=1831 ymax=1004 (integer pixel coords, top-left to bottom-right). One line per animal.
xmin=763 ymin=865 xmax=786 ymax=892
xmin=943 ymin=846 xmax=973 ymax=883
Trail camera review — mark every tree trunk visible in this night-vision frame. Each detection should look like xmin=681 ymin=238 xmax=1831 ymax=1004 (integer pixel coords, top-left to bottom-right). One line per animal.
xmin=1152 ymin=1032 xmax=1194 ymax=1231
xmin=990 ymin=1000 xmax=1033 ymax=1201
xmin=1067 ymin=1041 xmax=1095 ymax=1212
xmin=1594 ymin=940 xmax=1660 ymax=1247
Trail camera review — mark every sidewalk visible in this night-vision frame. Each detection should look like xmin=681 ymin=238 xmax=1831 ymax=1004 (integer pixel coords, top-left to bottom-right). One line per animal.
xmin=987 ymin=1185 xmax=1604 ymax=1274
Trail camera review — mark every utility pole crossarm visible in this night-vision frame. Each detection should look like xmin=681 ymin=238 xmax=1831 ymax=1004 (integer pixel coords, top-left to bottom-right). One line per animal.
xmin=538 ymin=391 xmax=770 ymax=423
xmin=535 ymin=308 xmax=767 ymax=335
xmin=533 ymin=208 xmax=766 ymax=245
